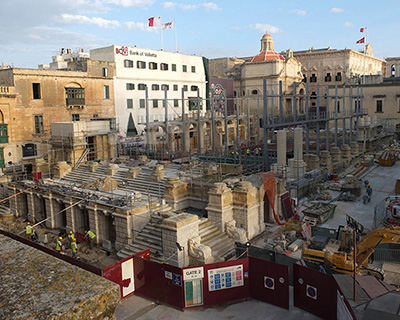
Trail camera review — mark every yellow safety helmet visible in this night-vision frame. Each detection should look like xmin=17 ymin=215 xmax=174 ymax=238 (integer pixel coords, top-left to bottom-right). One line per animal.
xmin=59 ymin=237 xmax=62 ymax=240
xmin=27 ymin=222 xmax=30 ymax=225
xmin=69 ymin=231 xmax=73 ymax=234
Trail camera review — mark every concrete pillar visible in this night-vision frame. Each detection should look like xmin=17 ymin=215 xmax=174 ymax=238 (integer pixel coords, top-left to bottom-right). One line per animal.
xmin=43 ymin=194 xmax=55 ymax=229
xmin=168 ymin=130 xmax=175 ymax=153
xmin=113 ymin=212 xmax=133 ymax=251
xmin=350 ymin=142 xmax=359 ymax=157
xmin=88 ymin=205 xmax=100 ymax=246
xmin=294 ymin=128 xmax=303 ymax=160
xmin=149 ymin=128 xmax=157 ymax=146
xmin=184 ymin=123 xmax=191 ymax=152
xmin=162 ymin=213 xmax=199 ymax=267
xmin=163 ymin=176 xmax=189 ymax=211
xmin=331 ymin=147 xmax=342 ymax=163
xmin=277 ymin=130 xmax=287 ymax=167
xmin=206 ymin=183 xmax=233 ymax=233
xmin=320 ymin=150 xmax=333 ymax=172
xmin=341 ymin=144 xmax=352 ymax=162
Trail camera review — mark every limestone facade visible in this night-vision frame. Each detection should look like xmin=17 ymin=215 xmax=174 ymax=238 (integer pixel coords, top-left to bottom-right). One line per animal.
xmin=0 ymin=60 xmax=116 ymax=168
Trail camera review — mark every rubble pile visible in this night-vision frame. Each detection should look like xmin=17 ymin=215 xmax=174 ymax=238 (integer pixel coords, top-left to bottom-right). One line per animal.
xmin=81 ymin=177 xmax=119 ymax=191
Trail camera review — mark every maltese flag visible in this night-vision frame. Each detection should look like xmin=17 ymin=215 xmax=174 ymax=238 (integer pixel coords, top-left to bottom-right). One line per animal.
xmin=356 ymin=37 xmax=365 ymax=44
xmin=162 ymin=20 xmax=176 ymax=30
xmin=360 ymin=27 xmax=367 ymax=33
xmin=148 ymin=16 xmax=161 ymax=27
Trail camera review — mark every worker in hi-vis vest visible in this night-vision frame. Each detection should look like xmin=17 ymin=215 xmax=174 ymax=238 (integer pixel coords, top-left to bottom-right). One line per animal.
xmin=56 ymin=237 xmax=63 ymax=253
xmin=71 ymin=239 xmax=78 ymax=258
xmin=85 ymin=230 xmax=96 ymax=250
xmin=25 ymin=222 xmax=33 ymax=240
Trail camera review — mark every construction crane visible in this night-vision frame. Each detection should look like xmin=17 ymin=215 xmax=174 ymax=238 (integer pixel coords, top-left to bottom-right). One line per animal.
xmin=302 ymin=216 xmax=400 ymax=280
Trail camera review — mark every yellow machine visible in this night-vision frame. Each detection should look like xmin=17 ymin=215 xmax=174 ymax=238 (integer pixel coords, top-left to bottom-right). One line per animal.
xmin=302 ymin=225 xmax=400 ymax=279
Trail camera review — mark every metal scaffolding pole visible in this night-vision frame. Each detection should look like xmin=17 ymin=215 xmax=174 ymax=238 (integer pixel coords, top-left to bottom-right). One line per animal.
xmin=181 ymin=88 xmax=186 ymax=153
xmin=349 ymin=86 xmax=353 ymax=142
xmin=197 ymin=88 xmax=201 ymax=155
xmin=316 ymin=84 xmax=320 ymax=156
xmin=145 ymin=85 xmax=150 ymax=153
xmin=224 ymin=94 xmax=228 ymax=155
xmin=356 ymin=86 xmax=360 ymax=141
xmin=334 ymin=85 xmax=338 ymax=147
xmin=247 ymin=90 xmax=250 ymax=147
xmin=236 ymin=95 xmax=240 ymax=150
xmin=279 ymin=81 xmax=283 ymax=124
xmin=164 ymin=87 xmax=169 ymax=155
xmin=325 ymin=85 xmax=330 ymax=151
xmin=305 ymin=82 xmax=310 ymax=154
xmin=342 ymin=84 xmax=346 ymax=145
xmin=293 ymin=82 xmax=297 ymax=122
xmin=257 ymin=91 xmax=261 ymax=146
xmin=263 ymin=79 xmax=269 ymax=171
xmin=211 ymin=88 xmax=215 ymax=154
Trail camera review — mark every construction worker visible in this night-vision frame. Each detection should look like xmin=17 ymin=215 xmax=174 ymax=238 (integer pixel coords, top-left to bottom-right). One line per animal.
xmin=246 ymin=148 xmax=250 ymax=156
xmin=56 ymin=237 xmax=63 ymax=253
xmin=25 ymin=222 xmax=33 ymax=240
xmin=71 ymin=239 xmax=78 ymax=258
xmin=366 ymin=184 xmax=373 ymax=202
xmin=68 ymin=231 xmax=76 ymax=248
xmin=31 ymin=228 xmax=38 ymax=241
xmin=85 ymin=230 xmax=96 ymax=250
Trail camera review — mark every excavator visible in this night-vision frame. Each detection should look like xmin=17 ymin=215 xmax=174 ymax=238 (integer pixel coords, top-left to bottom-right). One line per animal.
xmin=302 ymin=215 xmax=400 ymax=279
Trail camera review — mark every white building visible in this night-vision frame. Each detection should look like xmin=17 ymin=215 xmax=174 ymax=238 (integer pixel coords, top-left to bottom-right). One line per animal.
xmin=90 ymin=45 xmax=207 ymax=136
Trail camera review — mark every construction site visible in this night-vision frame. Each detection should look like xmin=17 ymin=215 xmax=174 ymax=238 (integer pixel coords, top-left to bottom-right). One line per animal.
xmin=1 ymin=80 xmax=400 ymax=320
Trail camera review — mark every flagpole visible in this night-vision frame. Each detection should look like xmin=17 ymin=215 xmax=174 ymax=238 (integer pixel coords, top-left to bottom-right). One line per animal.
xmin=174 ymin=21 xmax=178 ymax=52
xmin=161 ymin=23 xmax=164 ymax=51
xmin=362 ymin=29 xmax=368 ymax=84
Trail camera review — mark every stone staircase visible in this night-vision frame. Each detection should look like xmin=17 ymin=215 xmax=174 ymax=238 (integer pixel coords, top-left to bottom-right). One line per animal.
xmin=62 ymin=163 xmax=181 ymax=198
xmin=117 ymin=201 xmax=175 ymax=260
xmin=0 ymin=202 xmax=14 ymax=219
xmin=198 ymin=218 xmax=236 ymax=262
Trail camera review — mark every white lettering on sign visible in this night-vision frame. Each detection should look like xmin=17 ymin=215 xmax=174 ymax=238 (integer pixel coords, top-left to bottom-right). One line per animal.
xmin=183 ymin=267 xmax=204 ymax=280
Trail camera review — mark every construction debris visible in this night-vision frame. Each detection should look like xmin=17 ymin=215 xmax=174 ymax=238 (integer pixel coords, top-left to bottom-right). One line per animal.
xmin=80 ymin=177 xmax=119 ymax=191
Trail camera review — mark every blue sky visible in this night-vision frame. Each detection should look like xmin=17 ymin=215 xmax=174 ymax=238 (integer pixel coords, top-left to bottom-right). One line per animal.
xmin=0 ymin=0 xmax=399 ymax=68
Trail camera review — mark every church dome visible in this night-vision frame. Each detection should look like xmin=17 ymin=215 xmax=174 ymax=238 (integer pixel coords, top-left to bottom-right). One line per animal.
xmin=251 ymin=31 xmax=285 ymax=62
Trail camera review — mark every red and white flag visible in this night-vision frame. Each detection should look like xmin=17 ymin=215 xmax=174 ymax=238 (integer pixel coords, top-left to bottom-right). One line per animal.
xmin=360 ymin=27 xmax=367 ymax=33
xmin=162 ymin=20 xmax=175 ymax=30
xmin=148 ymin=16 xmax=161 ymax=27
xmin=356 ymin=37 xmax=365 ymax=44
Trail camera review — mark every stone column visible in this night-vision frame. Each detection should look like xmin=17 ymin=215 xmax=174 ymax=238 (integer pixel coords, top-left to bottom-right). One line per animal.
xmin=331 ymin=147 xmax=342 ymax=164
xmin=350 ymin=142 xmax=359 ymax=157
xmin=184 ymin=123 xmax=191 ymax=152
xmin=163 ymin=176 xmax=189 ymax=211
xmin=232 ymin=181 xmax=263 ymax=240
xmin=277 ymin=130 xmax=287 ymax=167
xmin=288 ymin=128 xmax=307 ymax=178
xmin=168 ymin=130 xmax=175 ymax=153
xmin=162 ymin=213 xmax=199 ymax=267
xmin=320 ymin=150 xmax=333 ymax=172
xmin=43 ymin=194 xmax=55 ymax=229
xmin=206 ymin=183 xmax=233 ymax=233
xmin=149 ymin=128 xmax=157 ymax=146
xmin=113 ymin=211 xmax=133 ymax=251
xmin=341 ymin=144 xmax=351 ymax=162
xmin=88 ymin=205 xmax=100 ymax=246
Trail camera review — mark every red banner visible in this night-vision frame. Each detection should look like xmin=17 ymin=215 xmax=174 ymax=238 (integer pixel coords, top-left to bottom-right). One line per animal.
xmin=260 ymin=172 xmax=284 ymax=225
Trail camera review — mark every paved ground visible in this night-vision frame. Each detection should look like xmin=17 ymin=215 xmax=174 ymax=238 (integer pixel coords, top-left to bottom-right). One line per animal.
xmin=115 ymin=287 xmax=321 ymax=320
xmin=320 ymin=162 xmax=399 ymax=231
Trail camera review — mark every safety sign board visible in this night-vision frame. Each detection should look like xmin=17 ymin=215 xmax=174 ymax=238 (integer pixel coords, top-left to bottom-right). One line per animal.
xmin=306 ymin=284 xmax=317 ymax=300
xmin=264 ymin=276 xmax=275 ymax=290
xmin=173 ymin=273 xmax=182 ymax=286
xmin=183 ymin=267 xmax=204 ymax=280
xmin=208 ymin=264 xmax=243 ymax=291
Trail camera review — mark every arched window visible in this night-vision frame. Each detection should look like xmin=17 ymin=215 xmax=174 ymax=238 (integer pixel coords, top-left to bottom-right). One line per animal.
xmin=251 ymin=89 xmax=258 ymax=95
xmin=392 ymin=64 xmax=396 ymax=77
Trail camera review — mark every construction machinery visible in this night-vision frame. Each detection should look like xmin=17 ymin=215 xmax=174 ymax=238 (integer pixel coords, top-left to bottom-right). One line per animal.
xmin=302 ymin=215 xmax=400 ymax=279
xmin=386 ymin=196 xmax=400 ymax=226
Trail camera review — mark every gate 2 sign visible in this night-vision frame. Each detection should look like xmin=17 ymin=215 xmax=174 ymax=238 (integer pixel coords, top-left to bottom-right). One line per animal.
xmin=183 ymin=267 xmax=204 ymax=281
xmin=264 ymin=276 xmax=275 ymax=290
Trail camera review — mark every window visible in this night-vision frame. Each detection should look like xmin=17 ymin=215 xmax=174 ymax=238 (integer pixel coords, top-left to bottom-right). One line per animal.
xmin=324 ymin=73 xmax=331 ymax=82
xmin=335 ymin=72 xmax=342 ymax=81
xmin=234 ymin=91 xmax=237 ymax=97
xmin=161 ymin=63 xmax=168 ymax=71
xmin=174 ymin=99 xmax=179 ymax=108
xmin=188 ymin=97 xmax=202 ymax=111
xmin=32 ymin=83 xmax=41 ymax=99
xmin=161 ymin=84 xmax=169 ymax=91
xmin=152 ymin=84 xmax=160 ymax=91
xmin=137 ymin=61 xmax=146 ymax=69
xmin=104 ymin=85 xmax=110 ymax=99
xmin=251 ymin=90 xmax=258 ymax=95
xmin=172 ymin=64 xmax=177 ymax=71
xmin=302 ymin=75 xmax=307 ymax=83
xmin=22 ymin=143 xmax=37 ymax=157
xmin=153 ymin=99 xmax=158 ymax=108
xmin=138 ymin=83 xmax=146 ymax=90
xmin=183 ymin=85 xmax=188 ymax=92
xmin=140 ymin=99 xmax=145 ymax=108
xmin=126 ymin=83 xmax=135 ymax=90
xmin=182 ymin=65 xmax=187 ymax=72
xmin=93 ymin=114 xmax=98 ymax=118
xmin=65 ymin=87 xmax=85 ymax=105
xmin=336 ymin=101 xmax=340 ymax=113
xmin=149 ymin=62 xmax=158 ymax=70
xmin=391 ymin=64 xmax=396 ymax=77
xmin=34 ymin=115 xmax=44 ymax=134
xmin=124 ymin=59 xmax=134 ymax=68
xmin=191 ymin=66 xmax=196 ymax=73
xmin=191 ymin=85 xmax=198 ymax=92
xmin=355 ymin=100 xmax=361 ymax=112
xmin=127 ymin=99 xmax=133 ymax=109
xmin=102 ymin=68 xmax=108 ymax=77
xmin=310 ymin=74 xmax=317 ymax=83
xmin=376 ymin=100 xmax=383 ymax=112
xmin=173 ymin=84 xmax=178 ymax=91
xmin=72 ymin=114 xmax=80 ymax=121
